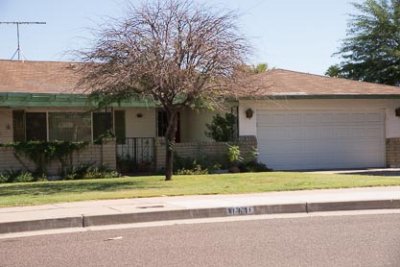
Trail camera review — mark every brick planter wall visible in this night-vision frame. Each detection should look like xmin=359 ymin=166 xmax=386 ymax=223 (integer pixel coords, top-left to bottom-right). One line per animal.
xmin=155 ymin=136 xmax=257 ymax=170
xmin=386 ymin=138 xmax=400 ymax=167
xmin=0 ymin=139 xmax=116 ymax=175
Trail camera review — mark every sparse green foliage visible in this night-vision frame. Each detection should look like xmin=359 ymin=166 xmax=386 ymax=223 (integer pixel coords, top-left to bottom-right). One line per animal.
xmin=63 ymin=163 xmax=120 ymax=180
xmin=329 ymin=0 xmax=400 ymax=85
xmin=0 ymin=165 xmax=120 ymax=183
xmin=176 ymin=165 xmax=209 ymax=175
xmin=173 ymin=153 xmax=223 ymax=175
xmin=1 ymin=141 xmax=88 ymax=176
xmin=0 ymin=170 xmax=35 ymax=183
xmin=226 ymin=144 xmax=241 ymax=164
xmin=205 ymin=113 xmax=237 ymax=142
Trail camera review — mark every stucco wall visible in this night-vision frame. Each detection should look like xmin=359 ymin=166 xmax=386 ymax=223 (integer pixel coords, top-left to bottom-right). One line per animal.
xmin=180 ymin=109 xmax=217 ymax=142
xmin=0 ymin=106 xmax=233 ymax=143
xmin=239 ymin=99 xmax=400 ymax=139
xmin=0 ymin=109 xmax=13 ymax=144
xmin=125 ymin=108 xmax=156 ymax=138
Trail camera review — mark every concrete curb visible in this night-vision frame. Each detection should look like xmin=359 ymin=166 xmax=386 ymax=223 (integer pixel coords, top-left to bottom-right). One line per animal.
xmin=1 ymin=199 xmax=399 ymax=234
xmin=307 ymin=199 xmax=400 ymax=212
xmin=0 ymin=217 xmax=83 ymax=234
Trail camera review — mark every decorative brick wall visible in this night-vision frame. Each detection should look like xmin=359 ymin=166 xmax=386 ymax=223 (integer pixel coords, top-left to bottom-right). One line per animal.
xmin=0 ymin=139 xmax=116 ymax=175
xmin=386 ymin=138 xmax=400 ymax=167
xmin=155 ymin=136 xmax=257 ymax=170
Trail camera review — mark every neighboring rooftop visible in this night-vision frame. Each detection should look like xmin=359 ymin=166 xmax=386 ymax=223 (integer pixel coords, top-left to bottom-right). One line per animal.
xmin=254 ymin=69 xmax=400 ymax=97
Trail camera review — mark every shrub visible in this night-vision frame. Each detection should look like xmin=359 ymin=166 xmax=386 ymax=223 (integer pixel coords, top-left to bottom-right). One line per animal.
xmin=174 ymin=153 xmax=224 ymax=174
xmin=226 ymin=145 xmax=271 ymax=173
xmin=117 ymin=155 xmax=153 ymax=174
xmin=14 ymin=171 xmax=35 ymax=183
xmin=176 ymin=165 xmax=209 ymax=175
xmin=0 ymin=141 xmax=88 ymax=176
xmin=239 ymin=161 xmax=271 ymax=172
xmin=64 ymin=164 xmax=120 ymax=180
xmin=0 ymin=170 xmax=35 ymax=183
xmin=226 ymin=144 xmax=242 ymax=164
xmin=205 ymin=113 xmax=237 ymax=142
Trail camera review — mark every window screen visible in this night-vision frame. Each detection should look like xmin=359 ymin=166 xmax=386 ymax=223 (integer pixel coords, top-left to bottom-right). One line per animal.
xmin=13 ymin=110 xmax=25 ymax=142
xmin=48 ymin=112 xmax=91 ymax=142
xmin=157 ymin=110 xmax=181 ymax=142
xmin=93 ymin=112 xmax=112 ymax=141
xmin=26 ymin=112 xmax=47 ymax=141
xmin=114 ymin=110 xmax=126 ymax=144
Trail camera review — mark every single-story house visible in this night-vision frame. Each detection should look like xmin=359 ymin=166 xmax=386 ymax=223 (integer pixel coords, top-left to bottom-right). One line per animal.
xmin=1 ymin=59 xmax=400 ymax=171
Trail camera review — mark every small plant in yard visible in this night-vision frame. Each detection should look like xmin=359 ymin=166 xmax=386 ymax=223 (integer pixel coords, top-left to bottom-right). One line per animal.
xmin=176 ymin=165 xmax=209 ymax=175
xmin=226 ymin=144 xmax=242 ymax=173
xmin=226 ymin=145 xmax=270 ymax=173
xmin=64 ymin=164 xmax=120 ymax=180
xmin=227 ymin=144 xmax=242 ymax=163
xmin=174 ymin=153 xmax=225 ymax=175
xmin=0 ymin=170 xmax=35 ymax=183
xmin=239 ymin=147 xmax=271 ymax=172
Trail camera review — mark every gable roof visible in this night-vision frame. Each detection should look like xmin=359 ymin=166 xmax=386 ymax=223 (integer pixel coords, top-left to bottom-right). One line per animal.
xmin=0 ymin=60 xmax=154 ymax=108
xmin=0 ymin=59 xmax=84 ymax=94
xmin=253 ymin=69 xmax=400 ymax=97
xmin=0 ymin=60 xmax=400 ymax=98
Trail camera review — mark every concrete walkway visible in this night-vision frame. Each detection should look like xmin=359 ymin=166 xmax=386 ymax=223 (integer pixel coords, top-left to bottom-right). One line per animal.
xmin=310 ymin=168 xmax=400 ymax=176
xmin=1 ymin=186 xmax=400 ymax=234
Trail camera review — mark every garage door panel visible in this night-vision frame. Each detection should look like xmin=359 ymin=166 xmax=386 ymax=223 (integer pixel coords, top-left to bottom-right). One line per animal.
xmin=256 ymin=110 xmax=385 ymax=170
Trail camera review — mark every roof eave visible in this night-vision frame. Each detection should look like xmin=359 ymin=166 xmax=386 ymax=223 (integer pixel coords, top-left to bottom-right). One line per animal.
xmin=0 ymin=92 xmax=156 ymax=108
xmin=240 ymin=94 xmax=400 ymax=100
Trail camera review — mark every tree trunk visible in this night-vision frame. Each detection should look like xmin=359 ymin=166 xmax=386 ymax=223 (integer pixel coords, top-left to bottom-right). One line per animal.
xmin=164 ymin=111 xmax=178 ymax=181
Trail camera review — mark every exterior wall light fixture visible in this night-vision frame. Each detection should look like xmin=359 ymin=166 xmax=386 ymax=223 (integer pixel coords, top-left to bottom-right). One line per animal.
xmin=245 ymin=108 xmax=254 ymax=119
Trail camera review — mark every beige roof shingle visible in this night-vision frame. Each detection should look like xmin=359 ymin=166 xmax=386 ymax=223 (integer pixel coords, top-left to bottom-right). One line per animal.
xmin=253 ymin=69 xmax=400 ymax=97
xmin=1 ymin=60 xmax=400 ymax=97
xmin=0 ymin=59 xmax=84 ymax=94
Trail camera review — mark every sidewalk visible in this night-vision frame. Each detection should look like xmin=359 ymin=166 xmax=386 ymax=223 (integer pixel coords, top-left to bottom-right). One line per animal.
xmin=1 ymin=186 xmax=400 ymax=234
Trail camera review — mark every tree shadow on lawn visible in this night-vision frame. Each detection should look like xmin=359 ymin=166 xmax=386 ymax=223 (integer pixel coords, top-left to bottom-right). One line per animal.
xmin=0 ymin=180 xmax=160 ymax=197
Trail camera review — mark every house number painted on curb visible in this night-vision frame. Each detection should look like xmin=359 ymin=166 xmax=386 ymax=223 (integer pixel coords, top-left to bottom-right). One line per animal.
xmin=226 ymin=206 xmax=255 ymax=216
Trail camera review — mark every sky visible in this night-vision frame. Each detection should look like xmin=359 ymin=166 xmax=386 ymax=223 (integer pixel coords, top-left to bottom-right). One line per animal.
xmin=0 ymin=0 xmax=362 ymax=75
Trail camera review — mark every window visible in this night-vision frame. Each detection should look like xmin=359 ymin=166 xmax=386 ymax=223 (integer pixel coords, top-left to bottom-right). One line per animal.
xmin=114 ymin=110 xmax=126 ymax=144
xmin=157 ymin=111 xmax=168 ymax=138
xmin=12 ymin=110 xmax=25 ymax=142
xmin=48 ymin=112 xmax=91 ymax=142
xmin=26 ymin=113 xmax=47 ymax=141
xmin=12 ymin=110 xmax=126 ymax=143
xmin=93 ymin=112 xmax=113 ymax=141
xmin=157 ymin=110 xmax=181 ymax=142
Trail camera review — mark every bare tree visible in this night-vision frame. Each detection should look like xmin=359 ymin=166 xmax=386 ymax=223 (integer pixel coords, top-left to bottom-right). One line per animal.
xmin=78 ymin=0 xmax=251 ymax=181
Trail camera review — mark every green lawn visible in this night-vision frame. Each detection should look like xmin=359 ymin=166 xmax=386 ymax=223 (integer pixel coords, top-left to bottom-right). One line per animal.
xmin=1 ymin=172 xmax=400 ymax=207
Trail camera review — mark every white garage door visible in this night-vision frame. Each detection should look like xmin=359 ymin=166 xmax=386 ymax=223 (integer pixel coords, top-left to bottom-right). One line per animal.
xmin=256 ymin=110 xmax=385 ymax=170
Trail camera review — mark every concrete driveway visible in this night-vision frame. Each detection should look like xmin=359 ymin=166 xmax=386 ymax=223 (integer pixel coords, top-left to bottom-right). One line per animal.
xmin=310 ymin=168 xmax=400 ymax=176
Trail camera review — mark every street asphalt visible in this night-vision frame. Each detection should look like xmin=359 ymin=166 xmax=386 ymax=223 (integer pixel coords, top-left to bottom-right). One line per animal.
xmin=1 ymin=213 xmax=399 ymax=267
xmin=1 ymin=186 xmax=400 ymax=234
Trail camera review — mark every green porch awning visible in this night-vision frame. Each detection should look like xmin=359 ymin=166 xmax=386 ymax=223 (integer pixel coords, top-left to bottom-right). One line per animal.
xmin=0 ymin=93 xmax=156 ymax=108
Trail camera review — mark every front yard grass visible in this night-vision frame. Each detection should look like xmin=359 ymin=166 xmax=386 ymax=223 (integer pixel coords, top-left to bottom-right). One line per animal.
xmin=1 ymin=172 xmax=400 ymax=207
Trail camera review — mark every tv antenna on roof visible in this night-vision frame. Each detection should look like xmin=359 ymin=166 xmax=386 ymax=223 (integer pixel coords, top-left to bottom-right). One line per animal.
xmin=0 ymin=21 xmax=46 ymax=61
